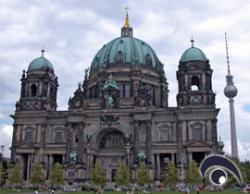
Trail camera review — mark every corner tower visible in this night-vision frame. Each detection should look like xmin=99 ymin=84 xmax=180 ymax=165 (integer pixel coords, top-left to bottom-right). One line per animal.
xmin=177 ymin=39 xmax=215 ymax=107
xmin=16 ymin=50 xmax=58 ymax=111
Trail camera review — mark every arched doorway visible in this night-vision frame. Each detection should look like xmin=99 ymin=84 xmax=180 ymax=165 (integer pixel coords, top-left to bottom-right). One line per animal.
xmin=96 ymin=129 xmax=126 ymax=182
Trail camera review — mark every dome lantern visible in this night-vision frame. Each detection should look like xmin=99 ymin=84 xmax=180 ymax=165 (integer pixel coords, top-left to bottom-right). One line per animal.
xmin=121 ymin=6 xmax=133 ymax=37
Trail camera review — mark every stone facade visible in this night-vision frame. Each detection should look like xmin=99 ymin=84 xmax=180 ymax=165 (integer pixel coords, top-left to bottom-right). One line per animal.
xmin=10 ymin=20 xmax=223 ymax=185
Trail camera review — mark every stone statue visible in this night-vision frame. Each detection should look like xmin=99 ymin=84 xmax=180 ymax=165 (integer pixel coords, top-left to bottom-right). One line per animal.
xmin=124 ymin=133 xmax=132 ymax=144
xmin=86 ymin=134 xmax=92 ymax=144
xmin=69 ymin=151 xmax=77 ymax=163
xmin=108 ymin=95 xmax=114 ymax=108
xmin=138 ymin=152 xmax=146 ymax=162
xmin=84 ymin=67 xmax=89 ymax=80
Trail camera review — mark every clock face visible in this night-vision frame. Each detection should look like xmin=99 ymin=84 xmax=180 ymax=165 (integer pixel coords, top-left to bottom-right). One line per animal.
xmin=191 ymin=96 xmax=201 ymax=104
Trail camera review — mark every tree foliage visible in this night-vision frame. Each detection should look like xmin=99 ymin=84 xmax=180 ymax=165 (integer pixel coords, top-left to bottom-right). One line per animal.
xmin=8 ymin=164 xmax=23 ymax=188
xmin=91 ymin=161 xmax=106 ymax=187
xmin=30 ymin=162 xmax=45 ymax=187
xmin=164 ymin=160 xmax=178 ymax=190
xmin=0 ymin=161 xmax=8 ymax=186
xmin=187 ymin=160 xmax=201 ymax=186
xmin=50 ymin=163 xmax=64 ymax=186
xmin=240 ymin=160 xmax=250 ymax=183
xmin=115 ymin=161 xmax=130 ymax=188
xmin=137 ymin=162 xmax=150 ymax=186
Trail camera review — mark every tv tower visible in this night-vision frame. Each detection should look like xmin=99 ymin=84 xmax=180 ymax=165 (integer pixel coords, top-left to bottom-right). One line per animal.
xmin=223 ymin=32 xmax=238 ymax=158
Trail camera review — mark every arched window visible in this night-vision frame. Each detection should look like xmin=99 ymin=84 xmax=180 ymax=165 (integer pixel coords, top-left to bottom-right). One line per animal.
xmin=145 ymin=54 xmax=152 ymax=66
xmin=192 ymin=123 xmax=203 ymax=140
xmin=31 ymin=84 xmax=37 ymax=97
xmin=55 ymin=130 xmax=63 ymax=143
xmin=115 ymin=51 xmax=124 ymax=64
xmin=125 ymin=84 xmax=130 ymax=98
xmin=160 ymin=126 xmax=171 ymax=142
xmin=191 ymin=76 xmax=200 ymax=91
xmin=24 ymin=130 xmax=33 ymax=142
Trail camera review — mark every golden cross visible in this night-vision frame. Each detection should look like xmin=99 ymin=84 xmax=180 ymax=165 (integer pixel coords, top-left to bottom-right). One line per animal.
xmin=125 ymin=6 xmax=129 ymax=13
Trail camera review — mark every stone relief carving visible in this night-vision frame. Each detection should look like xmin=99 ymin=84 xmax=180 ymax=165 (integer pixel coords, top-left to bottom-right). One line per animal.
xmin=99 ymin=131 xmax=124 ymax=149
xmin=100 ymin=115 xmax=120 ymax=126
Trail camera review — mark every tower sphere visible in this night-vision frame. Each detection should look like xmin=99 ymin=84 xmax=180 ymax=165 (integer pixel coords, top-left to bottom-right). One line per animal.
xmin=224 ymin=84 xmax=238 ymax=98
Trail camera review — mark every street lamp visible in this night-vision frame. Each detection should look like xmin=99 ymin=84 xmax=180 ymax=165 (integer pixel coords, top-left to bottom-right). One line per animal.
xmin=0 ymin=145 xmax=5 ymax=189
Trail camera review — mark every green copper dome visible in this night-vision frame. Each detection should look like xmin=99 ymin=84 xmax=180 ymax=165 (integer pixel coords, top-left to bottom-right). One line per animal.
xmin=28 ymin=55 xmax=54 ymax=71
xmin=90 ymin=36 xmax=164 ymax=74
xmin=180 ymin=46 xmax=207 ymax=63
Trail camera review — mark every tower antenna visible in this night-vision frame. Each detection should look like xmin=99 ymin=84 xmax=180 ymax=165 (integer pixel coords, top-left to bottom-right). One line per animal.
xmin=225 ymin=32 xmax=231 ymax=75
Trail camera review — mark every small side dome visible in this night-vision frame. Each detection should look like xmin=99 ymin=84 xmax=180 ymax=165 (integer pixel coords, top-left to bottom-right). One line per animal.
xmin=180 ymin=47 xmax=207 ymax=63
xmin=28 ymin=50 xmax=54 ymax=71
xmin=180 ymin=39 xmax=207 ymax=63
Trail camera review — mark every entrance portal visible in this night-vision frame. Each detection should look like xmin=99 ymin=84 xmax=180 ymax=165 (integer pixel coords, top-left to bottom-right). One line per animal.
xmin=192 ymin=152 xmax=205 ymax=165
xmin=97 ymin=129 xmax=126 ymax=181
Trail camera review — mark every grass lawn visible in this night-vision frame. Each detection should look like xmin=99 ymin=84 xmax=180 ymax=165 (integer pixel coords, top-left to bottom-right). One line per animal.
xmin=62 ymin=191 xmax=241 ymax=194
xmin=0 ymin=190 xmax=242 ymax=194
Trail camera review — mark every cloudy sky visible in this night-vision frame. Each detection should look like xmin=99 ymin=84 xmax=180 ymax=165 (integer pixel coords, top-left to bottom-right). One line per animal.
xmin=0 ymin=0 xmax=250 ymax=160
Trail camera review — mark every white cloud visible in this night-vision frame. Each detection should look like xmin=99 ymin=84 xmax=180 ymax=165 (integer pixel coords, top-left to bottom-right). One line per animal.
xmin=0 ymin=124 xmax=13 ymax=158
xmin=224 ymin=140 xmax=250 ymax=161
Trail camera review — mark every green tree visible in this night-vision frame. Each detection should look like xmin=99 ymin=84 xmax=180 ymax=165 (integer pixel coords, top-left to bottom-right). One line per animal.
xmin=8 ymin=164 xmax=23 ymax=191
xmin=164 ymin=160 xmax=178 ymax=190
xmin=30 ymin=162 xmax=45 ymax=188
xmin=50 ymin=163 xmax=64 ymax=188
xmin=241 ymin=160 xmax=250 ymax=183
xmin=91 ymin=161 xmax=106 ymax=192
xmin=2 ymin=160 xmax=8 ymax=183
xmin=137 ymin=162 xmax=150 ymax=186
xmin=115 ymin=161 xmax=130 ymax=189
xmin=187 ymin=160 xmax=201 ymax=189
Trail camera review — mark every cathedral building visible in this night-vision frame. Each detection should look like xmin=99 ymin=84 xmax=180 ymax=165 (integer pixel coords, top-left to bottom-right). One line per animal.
xmin=10 ymin=12 xmax=223 ymax=184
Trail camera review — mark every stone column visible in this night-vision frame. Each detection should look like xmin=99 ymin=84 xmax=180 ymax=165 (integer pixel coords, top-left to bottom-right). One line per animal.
xmin=86 ymin=146 xmax=91 ymax=180
xmin=10 ymin=123 xmax=17 ymax=163
xmin=77 ymin=122 xmax=85 ymax=164
xmin=188 ymin=152 xmax=192 ymax=165
xmin=133 ymin=122 xmax=139 ymax=164
xmin=48 ymin=154 xmax=53 ymax=179
xmin=171 ymin=153 xmax=175 ymax=162
xmin=146 ymin=121 xmax=152 ymax=164
xmin=65 ymin=122 xmax=72 ymax=163
xmin=124 ymin=143 xmax=131 ymax=168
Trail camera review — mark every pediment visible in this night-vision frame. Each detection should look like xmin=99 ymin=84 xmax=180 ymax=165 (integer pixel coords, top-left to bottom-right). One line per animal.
xmin=18 ymin=142 xmax=38 ymax=149
xmin=187 ymin=140 xmax=211 ymax=147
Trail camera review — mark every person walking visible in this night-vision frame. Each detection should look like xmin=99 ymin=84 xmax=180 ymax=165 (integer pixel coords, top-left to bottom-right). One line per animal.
xmin=196 ymin=186 xmax=200 ymax=194
xmin=185 ymin=186 xmax=190 ymax=194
